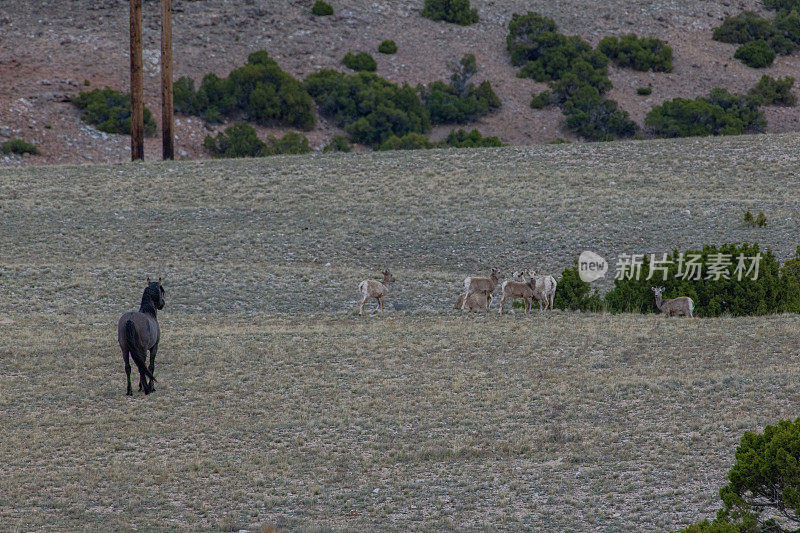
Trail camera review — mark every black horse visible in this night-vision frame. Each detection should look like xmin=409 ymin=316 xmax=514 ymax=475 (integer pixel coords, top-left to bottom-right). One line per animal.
xmin=117 ymin=277 xmax=165 ymax=395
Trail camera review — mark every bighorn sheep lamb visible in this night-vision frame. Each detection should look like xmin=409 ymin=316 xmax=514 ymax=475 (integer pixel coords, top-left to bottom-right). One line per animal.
xmin=454 ymin=291 xmax=490 ymax=312
xmin=652 ymin=287 xmax=694 ymax=317
xmin=462 ymin=268 xmax=500 ymax=310
xmin=529 ymin=270 xmax=557 ymax=311
xmin=358 ymin=269 xmax=396 ymax=315
xmin=499 ymin=274 xmax=535 ymax=314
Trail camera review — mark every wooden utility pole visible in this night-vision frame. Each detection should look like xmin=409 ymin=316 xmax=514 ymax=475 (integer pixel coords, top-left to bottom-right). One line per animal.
xmin=161 ymin=0 xmax=174 ymax=160
xmin=130 ymin=0 xmax=144 ymax=161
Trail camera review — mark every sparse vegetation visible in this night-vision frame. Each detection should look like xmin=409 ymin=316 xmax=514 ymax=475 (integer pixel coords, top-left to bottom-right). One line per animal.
xmin=72 ymin=87 xmax=157 ymax=136
xmin=443 ymin=128 xmax=503 ymax=147
xmin=508 ymin=13 xmax=609 ymax=92
xmin=562 ymin=85 xmax=638 ymax=141
xmin=1 ymin=138 xmax=40 ymax=156
xmin=645 ymin=88 xmax=765 ymax=137
xmin=378 ymin=40 xmax=398 ymax=54
xmin=713 ymin=12 xmax=775 ymax=44
xmin=265 ymin=130 xmax=311 ymax=155
xmin=507 ymin=12 xmax=638 ymax=141
xmin=420 ymin=54 xmax=501 ymax=124
xmin=598 ymin=33 xmax=674 ymax=72
xmin=203 ymin=123 xmax=310 ymax=158
xmin=342 ymin=52 xmax=378 ymax=72
xmin=713 ymin=9 xmax=800 ymax=66
xmin=734 ymin=39 xmax=776 ymax=68
xmin=421 ymin=0 xmax=478 ymax=25
xmin=765 ymin=0 xmax=800 ymax=11
xmin=422 ymin=80 xmax=499 ymax=123
xmin=173 ymin=51 xmax=315 ymax=130
xmin=744 ymin=209 xmax=768 ymax=227
xmin=530 ymin=90 xmax=553 ymax=109
xmin=323 ymin=134 xmax=353 ymax=153
xmin=637 ymin=87 xmax=652 ymax=95
xmin=376 ymin=128 xmax=503 ymax=151
xmin=203 ymin=122 xmax=267 ymax=158
xmin=311 ymin=0 xmax=334 ymax=16
xmin=304 ymin=69 xmax=430 ymax=146
xmin=749 ymin=75 xmax=796 ymax=105
xmin=774 ymin=9 xmax=800 ymax=50
xmin=305 ymin=54 xmax=499 ymax=149
xmin=376 ymin=132 xmax=435 ymax=151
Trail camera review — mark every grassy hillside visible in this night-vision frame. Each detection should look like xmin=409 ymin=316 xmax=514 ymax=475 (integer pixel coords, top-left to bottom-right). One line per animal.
xmin=2 ymin=134 xmax=800 ymax=530
xmin=3 ymin=312 xmax=800 ymax=530
xmin=2 ymin=133 xmax=800 ymax=314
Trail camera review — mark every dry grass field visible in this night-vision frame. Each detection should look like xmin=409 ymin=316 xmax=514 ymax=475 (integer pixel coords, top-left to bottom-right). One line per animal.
xmin=2 ymin=134 xmax=800 ymax=530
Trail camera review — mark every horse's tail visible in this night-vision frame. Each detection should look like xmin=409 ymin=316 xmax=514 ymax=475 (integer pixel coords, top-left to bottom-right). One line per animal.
xmin=125 ymin=320 xmax=155 ymax=382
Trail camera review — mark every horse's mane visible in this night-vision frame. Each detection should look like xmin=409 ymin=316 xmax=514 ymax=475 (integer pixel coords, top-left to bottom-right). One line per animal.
xmin=139 ymin=283 xmax=160 ymax=317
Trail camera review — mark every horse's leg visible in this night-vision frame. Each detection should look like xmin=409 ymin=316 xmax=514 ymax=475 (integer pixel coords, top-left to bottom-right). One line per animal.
xmin=136 ymin=350 xmax=148 ymax=393
xmin=137 ymin=358 xmax=145 ymax=391
xmin=123 ymin=348 xmax=132 ymax=396
xmin=138 ymin=357 xmax=144 ymax=391
xmin=147 ymin=342 xmax=158 ymax=393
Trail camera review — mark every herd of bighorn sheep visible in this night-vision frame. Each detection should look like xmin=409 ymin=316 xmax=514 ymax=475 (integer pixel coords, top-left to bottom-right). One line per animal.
xmin=358 ymin=269 xmax=696 ymax=317
xmin=357 ymin=268 xmax=557 ymax=315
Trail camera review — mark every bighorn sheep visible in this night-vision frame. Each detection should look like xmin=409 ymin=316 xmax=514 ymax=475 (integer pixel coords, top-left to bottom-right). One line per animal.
xmin=454 ymin=291 xmax=490 ymax=312
xmin=499 ymin=274 xmax=535 ymax=314
xmin=462 ymin=268 xmax=500 ymax=310
xmin=358 ymin=269 xmax=395 ymax=315
xmin=652 ymin=286 xmax=694 ymax=317
xmin=529 ymin=270 xmax=557 ymax=311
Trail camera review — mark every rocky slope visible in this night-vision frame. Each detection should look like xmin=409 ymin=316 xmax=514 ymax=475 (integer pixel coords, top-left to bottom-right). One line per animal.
xmin=1 ymin=0 xmax=799 ymax=166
